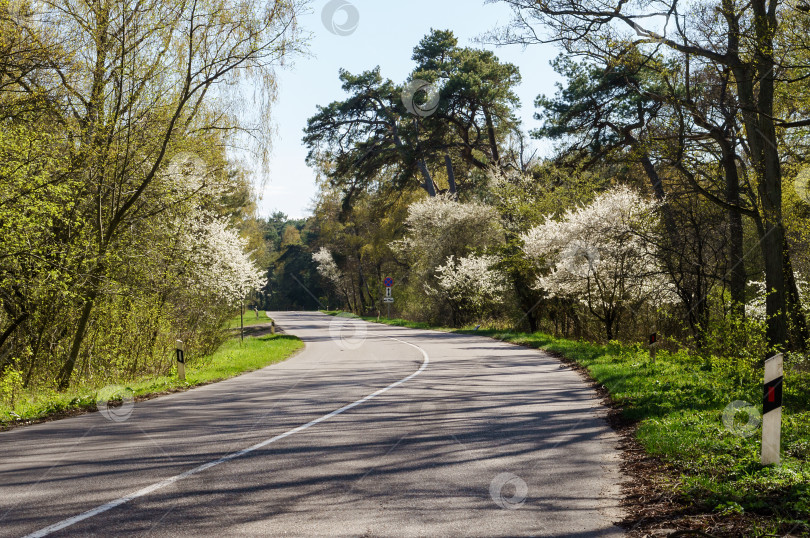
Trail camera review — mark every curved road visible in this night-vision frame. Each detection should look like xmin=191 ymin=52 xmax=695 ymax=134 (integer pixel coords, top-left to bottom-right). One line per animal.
xmin=0 ymin=312 xmax=624 ymax=537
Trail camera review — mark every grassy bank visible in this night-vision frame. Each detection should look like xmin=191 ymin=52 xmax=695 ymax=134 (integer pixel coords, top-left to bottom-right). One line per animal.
xmin=226 ymin=310 xmax=274 ymax=329
xmin=326 ymin=312 xmax=810 ymax=534
xmin=0 ymin=333 xmax=303 ymax=430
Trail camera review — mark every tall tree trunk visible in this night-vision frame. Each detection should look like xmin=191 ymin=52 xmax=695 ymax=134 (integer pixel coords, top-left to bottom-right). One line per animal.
xmin=784 ymin=238 xmax=809 ymax=349
xmin=356 ymin=269 xmax=366 ymax=313
xmin=605 ymin=315 xmax=614 ymax=341
xmin=445 ymin=155 xmax=457 ymax=197
xmin=640 ymin=153 xmax=679 ymax=243
xmin=392 ymin=118 xmax=436 ymax=196
xmin=722 ymin=146 xmax=747 ymax=315
xmin=759 ymin=223 xmax=788 ymax=350
xmin=483 ymin=107 xmax=500 ymax=164
xmin=418 ymin=158 xmax=437 ymax=197
xmin=341 ymin=284 xmax=352 ymax=312
xmin=58 ymin=4 xmax=110 ymax=390
xmin=0 ymin=312 xmax=28 ymax=362
xmin=733 ymin=66 xmax=788 ymax=349
xmin=58 ymin=282 xmax=100 ymax=390
xmin=358 ymin=260 xmax=375 ymax=313
xmin=526 ymin=311 xmax=538 ymax=333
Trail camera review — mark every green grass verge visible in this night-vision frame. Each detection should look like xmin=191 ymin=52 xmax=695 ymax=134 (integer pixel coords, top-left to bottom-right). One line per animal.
xmin=0 ymin=334 xmax=303 ymax=429
xmin=324 ymin=311 xmax=810 ymax=533
xmin=226 ymin=310 xmax=274 ymax=329
xmin=322 ymin=311 xmax=436 ymax=330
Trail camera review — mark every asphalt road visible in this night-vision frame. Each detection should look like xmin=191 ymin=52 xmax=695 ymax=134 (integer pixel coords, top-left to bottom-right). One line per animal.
xmin=0 ymin=312 xmax=624 ymax=537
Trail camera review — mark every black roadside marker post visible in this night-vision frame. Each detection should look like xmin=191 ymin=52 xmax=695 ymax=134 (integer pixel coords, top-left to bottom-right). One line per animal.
xmin=649 ymin=333 xmax=658 ymax=363
xmin=176 ymin=340 xmax=186 ymax=381
xmin=762 ymin=353 xmax=784 ymax=466
xmin=271 ymin=320 xmax=276 ymax=335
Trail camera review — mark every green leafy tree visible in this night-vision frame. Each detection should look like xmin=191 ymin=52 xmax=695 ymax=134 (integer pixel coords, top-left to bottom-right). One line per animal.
xmin=492 ymin=0 xmax=808 ymax=350
xmin=303 ymin=30 xmax=521 ymax=203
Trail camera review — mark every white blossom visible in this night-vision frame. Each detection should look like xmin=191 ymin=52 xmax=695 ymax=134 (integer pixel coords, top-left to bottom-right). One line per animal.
xmin=390 ymin=194 xmax=505 ymax=322
xmin=392 ymin=194 xmax=501 ymax=259
xmin=178 ymin=211 xmax=266 ymax=304
xmin=433 ymin=254 xmax=507 ymax=309
xmin=312 ymin=247 xmax=344 ymax=288
xmin=746 ymin=280 xmax=768 ymax=320
xmin=487 ymin=167 xmax=538 ymax=215
xmin=522 ymin=186 xmax=674 ymax=334
xmin=747 ymin=279 xmax=809 ymax=320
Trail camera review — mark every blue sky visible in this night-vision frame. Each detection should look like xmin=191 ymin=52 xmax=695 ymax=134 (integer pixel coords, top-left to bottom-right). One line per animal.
xmin=258 ymin=0 xmax=561 ymax=219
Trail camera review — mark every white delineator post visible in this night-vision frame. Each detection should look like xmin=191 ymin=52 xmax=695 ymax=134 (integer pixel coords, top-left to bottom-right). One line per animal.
xmin=762 ymin=353 xmax=784 ymax=466
xmin=384 ymin=276 xmax=394 ymax=319
xmin=176 ymin=340 xmax=186 ymax=382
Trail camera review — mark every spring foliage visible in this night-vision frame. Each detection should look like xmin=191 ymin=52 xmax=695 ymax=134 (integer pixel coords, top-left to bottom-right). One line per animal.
xmin=522 ymin=186 xmax=673 ymax=337
xmin=393 ymin=194 xmax=502 ymax=259
xmin=180 ymin=211 xmax=266 ymax=305
xmin=0 ymin=0 xmax=302 ymax=390
xmin=432 ymin=254 xmax=507 ymax=322
xmin=312 ymin=247 xmax=344 ymax=290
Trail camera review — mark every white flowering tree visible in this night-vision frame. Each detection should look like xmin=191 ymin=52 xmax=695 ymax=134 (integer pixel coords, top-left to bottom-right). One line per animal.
xmin=748 ymin=280 xmax=810 ymax=321
xmin=312 ymin=247 xmax=353 ymax=307
xmin=392 ymin=194 xmax=505 ymax=323
xmin=522 ymin=186 xmax=672 ymax=339
xmin=394 ymin=194 xmax=502 ymax=257
xmin=178 ymin=211 xmax=266 ymax=305
xmin=312 ymin=247 xmax=341 ymax=287
xmin=432 ymin=255 xmax=507 ymax=325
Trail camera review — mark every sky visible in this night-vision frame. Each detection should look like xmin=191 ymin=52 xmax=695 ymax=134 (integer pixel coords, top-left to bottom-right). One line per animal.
xmin=257 ymin=0 xmax=561 ymax=220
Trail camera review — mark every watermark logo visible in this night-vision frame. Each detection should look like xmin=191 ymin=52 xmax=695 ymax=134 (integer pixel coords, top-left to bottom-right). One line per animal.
xmin=401 ymin=79 xmax=440 ymax=118
xmin=165 ymin=152 xmax=213 ymax=197
xmin=329 ymin=312 xmax=367 ymax=350
xmin=489 ymin=472 xmax=528 ymax=510
xmin=562 ymin=242 xmax=600 ymax=278
xmin=722 ymin=400 xmax=761 ymax=438
xmin=166 ymin=152 xmax=207 ymax=183
xmin=408 ymin=399 xmax=448 ymax=425
xmin=321 ymin=0 xmax=359 ymax=37
xmin=96 ymin=385 xmax=135 ymax=423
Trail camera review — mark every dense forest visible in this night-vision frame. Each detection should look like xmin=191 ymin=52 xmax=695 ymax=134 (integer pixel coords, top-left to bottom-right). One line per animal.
xmin=3 ymin=1 xmax=809 ymax=533
xmin=0 ymin=0 xmax=304 ymax=392
xmin=3 ymin=0 xmax=810 ymax=392
xmin=287 ymin=16 xmax=810 ymax=366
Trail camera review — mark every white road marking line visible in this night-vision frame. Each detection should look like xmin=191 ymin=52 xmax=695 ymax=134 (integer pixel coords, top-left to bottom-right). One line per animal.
xmin=24 ymin=336 xmax=429 ymax=538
